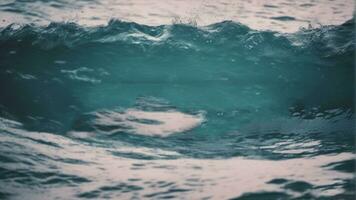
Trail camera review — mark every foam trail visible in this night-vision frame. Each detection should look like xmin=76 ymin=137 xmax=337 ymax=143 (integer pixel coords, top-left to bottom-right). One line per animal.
xmin=93 ymin=109 xmax=205 ymax=137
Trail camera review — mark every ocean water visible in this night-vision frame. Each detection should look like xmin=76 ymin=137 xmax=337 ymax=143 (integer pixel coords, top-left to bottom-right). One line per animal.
xmin=0 ymin=1 xmax=355 ymax=200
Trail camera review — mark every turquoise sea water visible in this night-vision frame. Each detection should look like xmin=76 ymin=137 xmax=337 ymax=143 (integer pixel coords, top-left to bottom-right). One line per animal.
xmin=0 ymin=1 xmax=355 ymax=199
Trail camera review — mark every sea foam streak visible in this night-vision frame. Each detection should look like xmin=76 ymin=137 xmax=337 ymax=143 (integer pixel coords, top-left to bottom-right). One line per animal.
xmin=93 ymin=109 xmax=205 ymax=137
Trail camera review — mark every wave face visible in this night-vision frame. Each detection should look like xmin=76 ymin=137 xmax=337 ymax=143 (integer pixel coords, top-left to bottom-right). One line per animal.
xmin=0 ymin=19 xmax=354 ymax=199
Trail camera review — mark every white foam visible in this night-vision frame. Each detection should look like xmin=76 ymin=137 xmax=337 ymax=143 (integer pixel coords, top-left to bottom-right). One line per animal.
xmin=1 ymin=123 xmax=354 ymax=199
xmin=94 ymin=109 xmax=204 ymax=137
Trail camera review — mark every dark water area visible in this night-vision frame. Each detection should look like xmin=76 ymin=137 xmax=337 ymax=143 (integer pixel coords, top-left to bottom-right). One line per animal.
xmin=0 ymin=1 xmax=355 ymax=199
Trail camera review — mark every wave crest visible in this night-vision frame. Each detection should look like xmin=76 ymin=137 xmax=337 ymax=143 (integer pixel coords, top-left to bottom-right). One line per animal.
xmin=0 ymin=19 xmax=353 ymax=57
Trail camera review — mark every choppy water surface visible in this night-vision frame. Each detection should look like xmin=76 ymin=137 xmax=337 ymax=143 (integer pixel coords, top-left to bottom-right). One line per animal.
xmin=0 ymin=0 xmax=355 ymax=199
xmin=0 ymin=0 xmax=354 ymax=32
